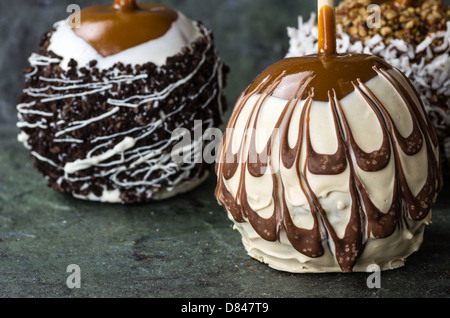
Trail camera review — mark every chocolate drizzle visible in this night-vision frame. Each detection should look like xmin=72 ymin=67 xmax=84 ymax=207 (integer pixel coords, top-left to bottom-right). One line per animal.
xmin=306 ymin=93 xmax=348 ymax=175
xmin=215 ymin=53 xmax=442 ymax=272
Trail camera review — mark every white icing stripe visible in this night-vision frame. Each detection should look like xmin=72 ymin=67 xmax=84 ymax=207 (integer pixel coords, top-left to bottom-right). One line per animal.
xmin=55 ymin=107 xmax=120 ymax=137
xmin=31 ymin=151 xmax=59 ymax=167
xmin=106 ymin=41 xmax=212 ymax=108
xmin=91 ymin=120 xmax=161 ymax=143
xmin=17 ymin=102 xmax=53 ymax=117
xmin=17 ymin=119 xmax=48 ymax=129
xmin=54 ymin=138 xmax=84 ymax=144
xmin=39 ymin=77 xmax=83 ymax=84
xmin=42 ymin=85 xmax=113 ymax=103
xmin=28 ymin=53 xmax=61 ymax=66
xmin=64 ymin=137 xmax=137 ymax=174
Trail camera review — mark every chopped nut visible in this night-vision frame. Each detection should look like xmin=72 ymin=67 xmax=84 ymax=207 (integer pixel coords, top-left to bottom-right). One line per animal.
xmin=399 ymin=15 xmax=408 ymax=23
xmin=349 ymin=26 xmax=358 ymax=36
xmin=358 ymin=25 xmax=368 ymax=36
xmin=405 ymin=20 xmax=415 ymax=29
xmin=336 ymin=0 xmax=450 ymax=46
xmin=383 ymin=9 xmax=398 ymax=20
xmin=380 ymin=26 xmax=393 ymax=36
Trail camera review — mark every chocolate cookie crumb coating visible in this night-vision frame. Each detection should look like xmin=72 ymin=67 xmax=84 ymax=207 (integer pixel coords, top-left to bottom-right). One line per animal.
xmin=17 ymin=2 xmax=228 ymax=204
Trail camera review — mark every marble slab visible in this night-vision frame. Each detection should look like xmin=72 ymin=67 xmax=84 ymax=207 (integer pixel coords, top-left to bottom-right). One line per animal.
xmin=0 ymin=125 xmax=449 ymax=298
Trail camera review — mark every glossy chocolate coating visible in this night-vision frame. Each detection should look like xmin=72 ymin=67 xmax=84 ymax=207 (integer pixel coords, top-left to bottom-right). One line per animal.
xmin=74 ymin=1 xmax=178 ymax=57
xmin=245 ymin=53 xmax=393 ymax=101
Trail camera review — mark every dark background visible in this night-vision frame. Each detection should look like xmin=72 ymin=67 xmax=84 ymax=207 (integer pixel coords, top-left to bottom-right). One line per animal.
xmin=0 ymin=0 xmax=337 ymax=125
xmin=2 ymin=0 xmax=450 ymax=125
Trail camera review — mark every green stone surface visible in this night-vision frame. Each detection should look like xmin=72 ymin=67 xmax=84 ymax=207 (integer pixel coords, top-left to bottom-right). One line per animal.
xmin=1 ymin=0 xmax=450 ymax=299
xmin=0 ymin=125 xmax=449 ymax=298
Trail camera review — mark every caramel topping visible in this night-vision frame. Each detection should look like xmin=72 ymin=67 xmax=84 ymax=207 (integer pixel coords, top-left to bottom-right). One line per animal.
xmin=245 ymin=53 xmax=392 ymax=101
xmin=73 ymin=1 xmax=178 ymax=57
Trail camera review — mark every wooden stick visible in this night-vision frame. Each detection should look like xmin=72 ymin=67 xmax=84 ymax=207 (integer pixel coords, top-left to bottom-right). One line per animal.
xmin=318 ymin=0 xmax=337 ymax=55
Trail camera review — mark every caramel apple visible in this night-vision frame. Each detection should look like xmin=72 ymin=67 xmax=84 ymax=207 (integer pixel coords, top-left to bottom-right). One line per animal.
xmin=16 ymin=0 xmax=228 ymax=203
xmin=215 ymin=0 xmax=442 ymax=273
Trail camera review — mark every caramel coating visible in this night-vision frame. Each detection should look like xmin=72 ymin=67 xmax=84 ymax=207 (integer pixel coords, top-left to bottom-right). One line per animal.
xmin=245 ymin=53 xmax=392 ymax=101
xmin=74 ymin=1 xmax=178 ymax=57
